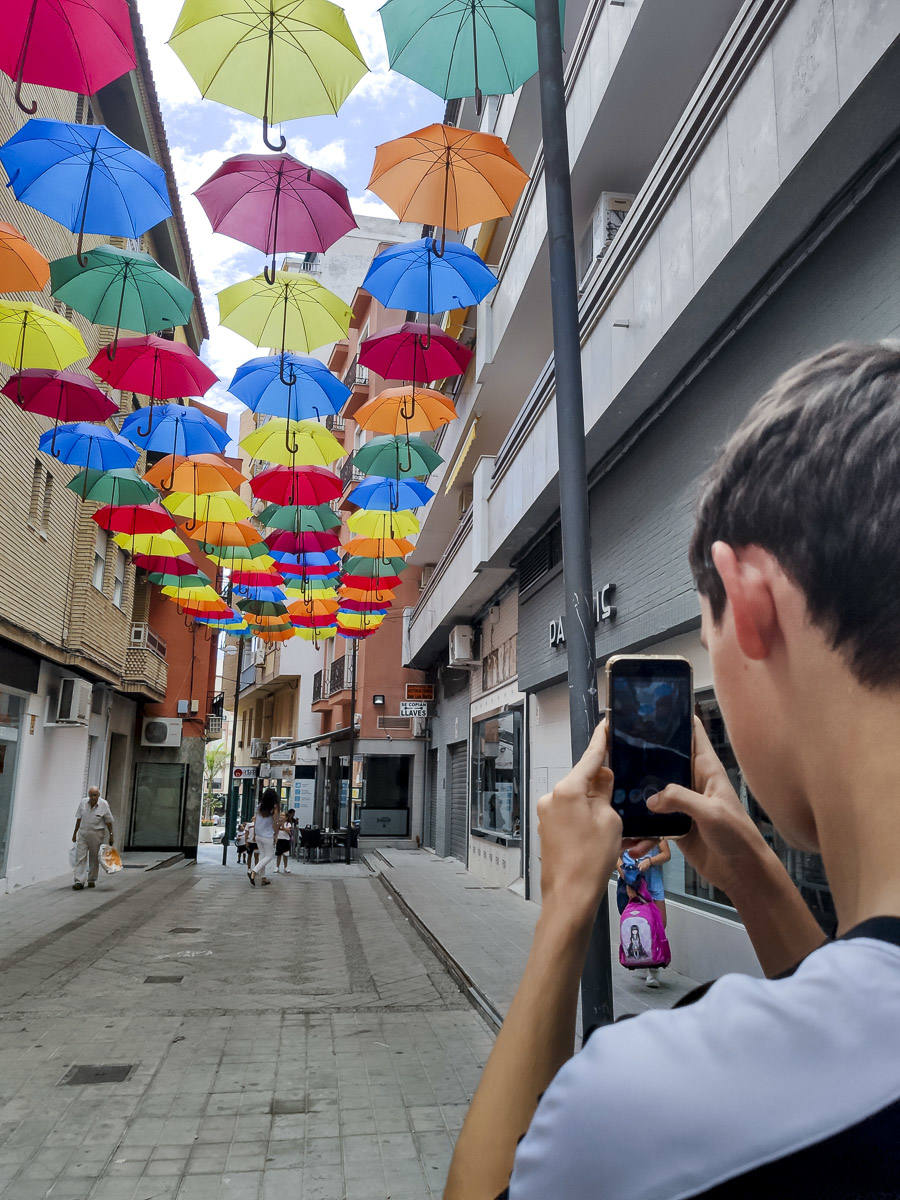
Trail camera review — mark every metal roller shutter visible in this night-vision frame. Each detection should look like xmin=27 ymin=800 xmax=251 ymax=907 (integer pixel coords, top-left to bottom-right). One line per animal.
xmin=448 ymin=742 xmax=468 ymax=864
xmin=425 ymin=749 xmax=438 ymax=849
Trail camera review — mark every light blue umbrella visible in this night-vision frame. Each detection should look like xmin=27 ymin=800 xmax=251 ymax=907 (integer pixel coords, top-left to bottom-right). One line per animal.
xmin=362 ymin=236 xmax=497 ymax=328
xmin=120 ymin=404 xmax=230 ymax=488
xmin=39 ymin=421 xmax=139 ymax=469
xmin=348 ymin=475 xmax=434 ymax=511
xmin=228 ymin=353 xmax=349 ymax=418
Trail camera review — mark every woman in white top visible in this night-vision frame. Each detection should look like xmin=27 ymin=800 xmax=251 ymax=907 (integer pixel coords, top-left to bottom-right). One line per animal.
xmin=248 ymin=789 xmax=281 ymax=887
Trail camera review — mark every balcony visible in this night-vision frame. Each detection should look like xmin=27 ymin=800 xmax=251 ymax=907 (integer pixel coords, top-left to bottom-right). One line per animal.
xmin=325 ymin=414 xmax=345 ymax=433
xmin=312 ymin=669 xmax=323 ymax=703
xmin=328 ymin=654 xmax=354 ymax=695
xmin=340 ymin=457 xmax=363 ymax=490
xmin=342 ymin=356 xmax=369 ymax=389
xmin=122 ymin=625 xmax=168 ymax=699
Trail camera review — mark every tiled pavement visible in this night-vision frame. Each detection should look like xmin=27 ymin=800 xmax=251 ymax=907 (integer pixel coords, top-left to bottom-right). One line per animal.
xmin=0 ymin=849 xmax=494 ymax=1199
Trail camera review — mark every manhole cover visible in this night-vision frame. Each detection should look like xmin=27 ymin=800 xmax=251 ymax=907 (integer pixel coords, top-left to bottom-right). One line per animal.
xmin=144 ymin=975 xmax=184 ymax=984
xmin=60 ymin=1065 xmax=135 ymax=1086
xmin=169 ymin=928 xmax=201 ymax=934
xmin=270 ymin=1097 xmax=309 ymax=1114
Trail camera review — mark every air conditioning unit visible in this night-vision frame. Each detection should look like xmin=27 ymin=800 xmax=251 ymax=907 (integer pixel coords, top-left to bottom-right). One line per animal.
xmin=449 ymin=624 xmax=478 ymax=668
xmin=141 ymin=717 xmax=183 ymax=748
xmin=377 ymin=716 xmax=412 ymax=733
xmin=52 ymin=677 xmax=92 ymax=725
xmin=250 ymin=738 xmax=268 ymax=759
xmin=206 ymin=715 xmax=223 ymax=738
xmin=579 ymin=192 xmax=634 ymax=279
xmin=268 ymin=736 xmax=294 ymax=762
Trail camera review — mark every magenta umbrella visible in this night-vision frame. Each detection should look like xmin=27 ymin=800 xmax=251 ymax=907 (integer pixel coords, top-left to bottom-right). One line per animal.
xmin=194 ymin=154 xmax=356 ymax=284
xmin=2 ymin=0 xmax=136 ymax=115
xmin=359 ymin=321 xmax=472 ymax=384
xmin=2 ymin=367 xmax=118 ymax=455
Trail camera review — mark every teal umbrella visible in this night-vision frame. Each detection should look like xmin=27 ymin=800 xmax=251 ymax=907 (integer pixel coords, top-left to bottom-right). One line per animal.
xmin=352 ymin=434 xmax=443 ymax=479
xmin=66 ymin=467 xmax=158 ymax=505
xmin=256 ymin=503 xmax=342 ymax=533
xmin=147 ymin=572 xmax=211 ymax=589
xmin=50 ymin=244 xmax=194 ymax=358
xmin=342 ymin=555 xmax=408 ymax=577
xmin=379 ymin=0 xmax=564 ymax=111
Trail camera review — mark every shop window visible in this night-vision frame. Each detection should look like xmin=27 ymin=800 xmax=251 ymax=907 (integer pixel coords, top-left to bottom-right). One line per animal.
xmin=471 ymin=709 xmax=522 ymax=842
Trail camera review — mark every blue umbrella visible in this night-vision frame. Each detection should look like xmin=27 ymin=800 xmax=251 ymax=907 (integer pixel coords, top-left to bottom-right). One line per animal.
xmin=121 ymin=403 xmax=229 ymax=457
xmin=362 ymin=237 xmax=497 ymax=330
xmin=228 ymin=353 xmax=349 ymax=417
xmin=232 ymin=586 xmax=288 ymax=604
xmin=348 ymin=475 xmax=434 ymax=511
xmin=39 ymin=422 xmax=139 ymax=471
xmin=270 ymin=550 xmax=341 ymax=566
xmin=0 ymin=119 xmax=172 ymax=265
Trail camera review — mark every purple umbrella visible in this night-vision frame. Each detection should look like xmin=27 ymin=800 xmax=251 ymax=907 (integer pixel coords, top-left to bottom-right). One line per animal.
xmin=194 ymin=154 xmax=357 ymax=284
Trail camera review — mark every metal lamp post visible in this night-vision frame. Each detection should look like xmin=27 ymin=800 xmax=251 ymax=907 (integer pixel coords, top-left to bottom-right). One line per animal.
xmin=222 ymin=636 xmax=244 ymax=866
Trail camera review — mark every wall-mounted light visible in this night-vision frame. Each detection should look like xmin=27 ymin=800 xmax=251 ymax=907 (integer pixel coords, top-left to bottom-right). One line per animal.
xmin=612 ymin=319 xmax=630 ymax=328
xmin=373 ymin=694 xmax=385 ymax=706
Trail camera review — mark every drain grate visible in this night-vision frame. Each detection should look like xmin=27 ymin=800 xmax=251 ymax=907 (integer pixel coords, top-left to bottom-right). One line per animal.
xmin=60 ymin=1064 xmax=135 ymax=1086
xmin=270 ymin=1097 xmax=309 ymax=1114
xmin=144 ymin=975 xmax=184 ymax=984
xmin=168 ymin=927 xmax=201 ymax=934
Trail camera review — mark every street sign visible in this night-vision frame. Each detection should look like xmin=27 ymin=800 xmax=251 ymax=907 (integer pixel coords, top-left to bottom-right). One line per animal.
xmin=405 ymin=684 xmax=434 ymax=701
xmin=399 ymin=701 xmax=429 ymax=718
xmin=232 ymin=766 xmax=257 ymax=779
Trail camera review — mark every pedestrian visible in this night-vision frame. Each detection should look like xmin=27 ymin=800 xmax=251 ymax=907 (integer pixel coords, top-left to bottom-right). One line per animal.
xmin=71 ymin=787 xmax=114 ymax=891
xmin=275 ymin=809 xmax=295 ymax=873
xmin=618 ymin=839 xmax=670 ymax=987
xmin=234 ymin=822 xmax=247 ymax=865
xmin=445 ymin=344 xmax=900 ymax=1200
xmin=244 ymin=817 xmax=258 ymax=869
xmin=248 ymin=788 xmax=281 ymax=887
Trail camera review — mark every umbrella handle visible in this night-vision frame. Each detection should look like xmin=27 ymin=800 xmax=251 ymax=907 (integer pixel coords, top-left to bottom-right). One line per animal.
xmin=433 ymin=148 xmax=451 ymax=261
xmin=264 ymin=161 xmax=285 ymax=285
xmin=471 ymin=0 xmax=483 ymax=116
xmin=399 ymin=391 xmax=416 ymax=423
xmin=284 ymin=423 xmax=301 ymax=456
xmin=262 ymin=116 xmax=287 ymax=154
xmin=262 ymin=13 xmax=287 ymax=151
xmin=134 ymin=399 xmax=156 ymax=439
xmin=13 ymin=1 xmax=38 ymax=114
xmin=75 ymin=140 xmax=100 ymax=267
xmin=263 ymin=263 xmax=278 ymax=285
xmin=279 ymin=354 xmax=296 ymax=387
xmin=399 ymin=436 xmax=413 ymax=475
xmin=14 ymin=76 xmax=37 ymax=116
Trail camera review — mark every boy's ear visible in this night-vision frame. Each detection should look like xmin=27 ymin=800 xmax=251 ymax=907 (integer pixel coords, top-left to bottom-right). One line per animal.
xmin=710 ymin=541 xmax=777 ymax=661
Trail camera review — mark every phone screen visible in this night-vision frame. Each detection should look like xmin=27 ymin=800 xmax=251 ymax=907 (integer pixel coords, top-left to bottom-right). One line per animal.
xmin=609 ymin=658 xmax=693 ymax=837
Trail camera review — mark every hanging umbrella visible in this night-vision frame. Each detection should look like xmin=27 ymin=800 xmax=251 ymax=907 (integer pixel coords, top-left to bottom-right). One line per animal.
xmin=348 ymin=476 xmax=434 ymax=511
xmin=292 ymin=611 xmax=339 ymax=628
xmin=0 ymin=222 xmax=49 ymax=292
xmin=0 ymin=120 xmax=171 ymax=265
xmin=234 ymin=585 xmax=287 ymax=604
xmin=3 ymin=368 xmax=117 ymax=454
xmin=283 ymin=580 xmax=339 ymax=598
xmin=147 ymin=571 xmax=211 ymax=589
xmin=341 ymin=573 xmax=402 ymax=590
xmin=39 ymin=421 xmax=138 ymax=468
xmin=0 ymin=300 xmax=86 ymax=373
xmin=348 ymin=508 xmax=420 ymax=538
xmin=3 ymin=0 xmax=136 ymax=115
xmin=231 ymin=569 xmax=285 ymax=588
xmin=250 ymin=463 xmax=341 ymax=505
xmin=278 ymin=561 xmax=340 ymax=578
xmin=267 ymin=529 xmax=340 ymax=554
xmin=195 ymin=153 xmax=356 ymax=280
xmin=256 ymin=503 xmax=341 ymax=533
xmin=362 ymin=237 xmax=496 ymax=328
xmin=342 ymin=556 xmax=408 ymax=577
xmin=229 ymin=352 xmax=348 ymax=419
xmin=287 ymin=597 xmax=339 ymax=615
xmin=354 ymin=387 xmax=456 ymax=436
xmin=340 ymin=595 xmax=394 ymax=611
xmin=50 ymin=245 xmax=194 ymax=358
xmin=379 ymin=0 xmax=559 ymax=111
xmin=169 ymin=0 xmax=368 ymax=150
xmin=68 ymin=467 xmax=158 ymax=506
xmin=338 ymin=610 xmax=385 ymax=629
xmin=131 ymin=552 xmax=198 ymax=575
xmin=359 ymin=321 xmax=471 ymax=384
xmin=238 ymin=600 xmax=289 ymax=618
xmin=116 ymin=530 xmax=190 ymax=557
xmin=352 ymin=434 xmax=443 ymax=479
xmin=144 ymin=453 xmax=246 ymax=494
xmin=297 ymin=626 xmax=336 ymax=641
xmin=120 ymin=404 xmax=230 ymax=478
xmin=240 ymin=417 xmax=343 ymax=466
xmin=91 ymin=502 xmax=174 ymax=536
xmin=89 ymin=335 xmax=218 ymax=409
xmin=164 ymin=491 xmax=252 ymax=525
xmin=341 ymin=585 xmax=396 ymax=601
xmin=200 ymin=541 xmax=274 ymax=565
xmin=368 ymin=124 xmax=528 ymax=246
xmin=343 ymin=535 xmax=415 ymax=557
xmin=188 ymin=520 xmax=263 ymax=548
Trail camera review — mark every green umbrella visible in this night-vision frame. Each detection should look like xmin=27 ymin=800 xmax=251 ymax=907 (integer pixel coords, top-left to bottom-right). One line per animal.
xmin=147 ymin=572 xmax=211 ymax=589
xmin=50 ymin=245 xmax=194 ymax=359
xmin=66 ymin=467 xmax=158 ymax=505
xmin=237 ymin=599 xmax=288 ymax=616
xmin=199 ymin=541 xmax=273 ymax=562
xmin=256 ymin=502 xmax=342 ymax=532
xmin=342 ymin=555 xmax=408 ymax=577
xmin=352 ymin=434 xmax=443 ymax=479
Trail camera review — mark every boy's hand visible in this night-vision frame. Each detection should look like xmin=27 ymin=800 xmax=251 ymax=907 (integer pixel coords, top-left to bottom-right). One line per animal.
xmin=538 ymin=721 xmax=622 ymax=927
xmin=647 ymin=716 xmax=771 ymax=896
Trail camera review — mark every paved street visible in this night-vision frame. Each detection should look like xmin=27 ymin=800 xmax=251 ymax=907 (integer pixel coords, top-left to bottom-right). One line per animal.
xmin=0 ymin=850 xmax=493 ymax=1200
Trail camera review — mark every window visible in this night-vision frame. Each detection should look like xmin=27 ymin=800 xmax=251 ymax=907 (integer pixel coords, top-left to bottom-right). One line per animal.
xmin=40 ymin=473 xmax=53 ymax=531
xmin=112 ymin=549 xmax=126 ymax=608
xmin=471 ymin=709 xmax=523 ymax=841
xmin=92 ymin=528 xmax=107 ymax=591
xmin=28 ymin=460 xmax=42 ymax=523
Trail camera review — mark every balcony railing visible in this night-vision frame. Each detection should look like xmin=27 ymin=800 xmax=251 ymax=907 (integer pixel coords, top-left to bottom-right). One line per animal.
xmin=340 ymin=457 xmax=363 ymax=489
xmin=209 ymin=691 xmax=225 ymax=717
xmin=325 ymin=414 xmax=345 ymax=433
xmin=328 ymin=654 xmax=354 ymax=695
xmin=312 ymin=669 xmax=324 ymax=703
xmin=130 ymin=622 xmax=166 ymax=659
xmin=287 ymin=256 xmax=321 ymax=275
xmin=342 ymin=356 xmax=369 ymax=388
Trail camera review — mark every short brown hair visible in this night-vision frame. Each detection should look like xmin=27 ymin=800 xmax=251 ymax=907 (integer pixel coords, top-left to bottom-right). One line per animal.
xmin=690 ymin=342 xmax=900 ymax=688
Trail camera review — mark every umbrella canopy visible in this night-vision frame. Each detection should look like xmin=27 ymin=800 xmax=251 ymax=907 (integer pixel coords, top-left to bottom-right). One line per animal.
xmin=68 ymin=467 xmax=158 ymax=506
xmin=147 ymin=571 xmax=211 ymax=588
xmin=267 ymin=529 xmax=340 ymax=554
xmin=352 ymin=434 xmax=443 ymax=479
xmin=342 ymin=556 xmax=407 ymax=577
xmin=3 ymin=369 xmax=116 ymax=428
xmin=228 ymin=352 xmax=348 ymax=419
xmin=338 ymin=610 xmax=385 ymax=629
xmin=219 ymin=273 xmax=352 ymax=364
xmin=169 ymin=0 xmax=368 ymax=149
xmin=164 ymin=491 xmax=252 ymax=524
xmin=115 ymin=530 xmax=190 ymax=556
xmin=287 ymin=597 xmax=339 ymax=615
xmin=359 ymin=321 xmax=471 ymax=384
xmin=89 ymin=334 xmax=218 ymax=400
xmin=341 ymin=579 xmax=399 ymax=596
xmin=341 ymin=588 xmax=395 ymax=604
xmin=131 ymin=552 xmax=197 ymax=573
xmin=240 ymin=417 xmax=343 ymax=466
xmin=92 ymin=502 xmax=174 ymax=535
xmin=200 ymin=541 xmax=274 ymax=565
xmin=144 ymin=453 xmax=246 ymax=494
xmin=234 ymin=585 xmax=288 ymax=604
xmin=0 ymin=300 xmax=86 ymax=372
xmin=296 ymin=626 xmax=336 ymax=640
xmin=2 ymin=0 xmax=136 ymax=115
xmin=50 ymin=245 xmax=194 ymax=355
xmin=354 ymin=387 xmax=456 ymax=435
xmin=231 ymin=570 xmax=285 ymax=588
xmin=347 ymin=508 xmax=420 ymax=539
xmin=195 ymin=153 xmax=356 ymax=279
xmin=343 ymin=535 xmax=414 ymax=557
xmin=256 ymin=503 xmax=341 ymax=533
xmin=40 ymin=421 xmax=138 ymax=469
xmin=369 ymin=124 xmax=528 ymax=232
xmin=120 ymin=404 xmax=230 ymax=461
xmin=349 ymin=475 xmax=433 ymax=511
xmin=0 ymin=120 xmax=171 ymax=263
xmin=292 ymin=612 xmax=339 ymax=628
xmin=379 ymin=0 xmax=558 ymax=106
xmin=277 ymin=560 xmax=340 ymax=577
xmin=238 ymin=599 xmax=289 ymax=617
xmin=283 ymin=579 xmax=338 ymax=598
xmin=362 ymin=237 xmax=496 ymax=319
xmin=188 ymin=520 xmax=262 ymax=548
xmin=0 ymin=222 xmax=49 ymax=292
xmin=250 ymin=463 xmax=341 ymax=505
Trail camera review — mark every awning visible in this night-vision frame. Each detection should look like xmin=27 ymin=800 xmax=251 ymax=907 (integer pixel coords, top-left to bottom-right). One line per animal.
xmin=444 ymin=416 xmax=479 ymax=494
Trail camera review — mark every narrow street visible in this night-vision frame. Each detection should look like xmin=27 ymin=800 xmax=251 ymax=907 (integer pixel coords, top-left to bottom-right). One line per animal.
xmin=0 ymin=851 xmax=493 ymax=1200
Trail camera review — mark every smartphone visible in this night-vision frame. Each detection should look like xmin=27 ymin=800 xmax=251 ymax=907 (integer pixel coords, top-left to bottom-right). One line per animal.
xmin=606 ymin=654 xmax=693 ymax=838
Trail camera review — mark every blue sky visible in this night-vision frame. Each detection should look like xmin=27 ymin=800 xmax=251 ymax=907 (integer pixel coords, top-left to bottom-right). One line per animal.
xmin=136 ymin=0 xmax=442 ymax=433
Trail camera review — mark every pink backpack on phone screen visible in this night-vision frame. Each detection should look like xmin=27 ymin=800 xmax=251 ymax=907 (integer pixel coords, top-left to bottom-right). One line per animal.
xmin=619 ymin=879 xmax=671 ymax=970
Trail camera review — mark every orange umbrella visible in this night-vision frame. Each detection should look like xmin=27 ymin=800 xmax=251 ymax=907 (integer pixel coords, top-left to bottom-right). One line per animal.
xmin=169 ymin=597 xmax=230 ymax=613
xmin=144 ymin=453 xmax=246 ymax=493
xmin=0 ymin=222 xmax=49 ymax=293
xmin=246 ymin=612 xmax=291 ymax=627
xmin=185 ymin=519 xmax=262 ymax=547
xmin=354 ymin=386 xmax=456 ymax=434
xmin=257 ymin=630 xmax=297 ymax=642
xmin=368 ymin=124 xmax=529 ymax=233
xmin=343 ymin=535 xmax=415 ymax=557
xmin=287 ymin=598 xmax=340 ymax=617
xmin=341 ymin=586 xmax=396 ymax=603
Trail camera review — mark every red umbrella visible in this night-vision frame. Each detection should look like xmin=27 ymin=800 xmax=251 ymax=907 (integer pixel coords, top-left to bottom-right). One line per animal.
xmin=4 ymin=368 xmax=118 ymax=454
xmin=194 ymin=154 xmax=356 ymax=284
xmin=339 ymin=598 xmax=392 ymax=613
xmin=132 ymin=553 xmax=198 ymax=575
xmin=267 ymin=530 xmax=340 ymax=554
xmin=230 ymin=569 xmax=285 ymax=588
xmin=3 ymin=0 xmax=136 ymax=115
xmin=359 ymin=321 xmax=472 ymax=383
xmin=91 ymin=502 xmax=174 ymax=536
xmin=291 ymin=613 xmax=339 ymax=628
xmin=89 ymin=337 xmax=217 ymax=421
xmin=340 ymin=574 xmax=402 ymax=591
xmin=250 ymin=464 xmax=342 ymax=505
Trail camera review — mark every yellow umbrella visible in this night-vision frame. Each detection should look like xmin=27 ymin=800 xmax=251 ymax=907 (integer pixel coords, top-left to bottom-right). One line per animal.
xmin=282 ymin=583 xmax=339 ymax=601
xmin=339 ymin=611 xmax=385 ymax=629
xmin=347 ymin=509 xmax=420 ymax=538
xmin=162 ymin=584 xmax=222 ymax=602
xmin=296 ymin=626 xmax=336 ymax=641
xmin=205 ymin=549 xmax=277 ymax=571
xmin=241 ymin=417 xmax=343 ymax=466
xmin=164 ymin=491 xmax=252 ymax=524
xmin=218 ymin=273 xmax=352 ymax=358
xmin=0 ymin=300 xmax=86 ymax=371
xmin=114 ymin=531 xmax=189 ymax=556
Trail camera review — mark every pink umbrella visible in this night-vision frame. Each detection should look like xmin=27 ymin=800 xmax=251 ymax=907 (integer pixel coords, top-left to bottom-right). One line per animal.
xmin=194 ymin=154 xmax=356 ymax=284
xmin=3 ymin=0 xmax=136 ymax=115
xmin=89 ymin=335 xmax=218 ymax=430
xmin=2 ymin=368 xmax=118 ymax=454
xmin=359 ymin=321 xmax=472 ymax=384
xmin=267 ymin=530 xmax=341 ymax=555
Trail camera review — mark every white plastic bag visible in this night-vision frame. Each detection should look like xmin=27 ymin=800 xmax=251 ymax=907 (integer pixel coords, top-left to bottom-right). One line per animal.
xmin=99 ymin=844 xmax=123 ymax=874
xmin=68 ymin=844 xmax=77 ymax=868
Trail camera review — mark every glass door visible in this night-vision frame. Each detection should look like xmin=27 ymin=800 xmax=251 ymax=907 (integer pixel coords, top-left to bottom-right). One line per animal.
xmin=0 ymin=692 xmax=23 ymax=878
xmin=130 ymin=761 xmax=188 ymax=848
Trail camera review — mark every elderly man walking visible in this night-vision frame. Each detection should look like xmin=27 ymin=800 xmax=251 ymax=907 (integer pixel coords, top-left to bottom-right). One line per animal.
xmin=72 ymin=787 xmax=114 ymax=891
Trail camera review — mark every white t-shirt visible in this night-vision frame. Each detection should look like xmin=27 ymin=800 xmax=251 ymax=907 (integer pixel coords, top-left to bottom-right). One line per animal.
xmin=75 ymin=797 xmax=111 ymax=836
xmin=254 ymin=813 xmax=275 ymax=841
xmin=235 ymin=828 xmax=246 ymax=845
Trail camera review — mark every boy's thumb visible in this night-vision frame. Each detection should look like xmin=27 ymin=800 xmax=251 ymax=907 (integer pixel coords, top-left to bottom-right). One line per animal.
xmin=647 ymin=784 xmax=698 ymax=815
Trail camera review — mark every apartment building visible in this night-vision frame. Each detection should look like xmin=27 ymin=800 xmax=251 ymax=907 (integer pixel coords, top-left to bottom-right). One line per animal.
xmin=0 ymin=11 xmax=212 ymax=888
xmin=405 ymin=0 xmax=900 ymax=977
